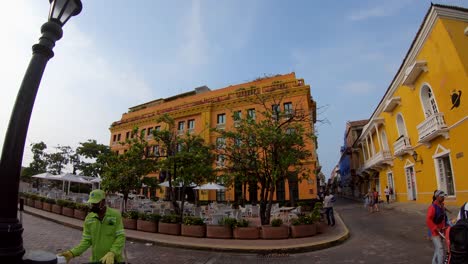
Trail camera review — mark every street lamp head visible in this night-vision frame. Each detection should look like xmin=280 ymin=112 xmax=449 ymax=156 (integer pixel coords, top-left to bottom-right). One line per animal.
xmin=48 ymin=0 xmax=82 ymax=27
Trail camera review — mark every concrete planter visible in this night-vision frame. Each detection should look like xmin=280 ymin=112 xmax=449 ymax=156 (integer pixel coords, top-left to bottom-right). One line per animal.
xmin=74 ymin=209 xmax=88 ymax=220
xmin=261 ymin=225 xmax=289 ymax=239
xmin=290 ymin=223 xmax=317 ymax=238
xmin=316 ymin=222 xmax=327 ymax=234
xmin=62 ymin=207 xmax=74 ymax=217
xmin=206 ymin=225 xmax=232 ymax=239
xmin=181 ymin=224 xmax=206 ymax=238
xmin=27 ymin=198 xmax=35 ymax=207
xmin=233 ymin=227 xmax=260 ymax=240
xmin=51 ymin=204 xmax=62 ymax=214
xmin=158 ymin=222 xmax=181 ymax=236
xmin=34 ymin=200 xmax=43 ymax=209
xmin=137 ymin=220 xmax=158 ymax=233
xmin=123 ymin=218 xmax=137 ymax=230
xmin=42 ymin=202 xmax=52 ymax=212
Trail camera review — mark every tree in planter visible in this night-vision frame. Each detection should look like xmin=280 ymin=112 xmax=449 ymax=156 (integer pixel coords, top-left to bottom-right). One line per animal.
xmin=152 ymin=114 xmax=216 ymax=220
xmin=182 ymin=216 xmax=206 ymax=237
xmin=213 ymin=95 xmax=314 ymax=225
xmin=137 ymin=213 xmax=161 ymax=232
xmin=102 ymin=127 xmax=157 ymax=212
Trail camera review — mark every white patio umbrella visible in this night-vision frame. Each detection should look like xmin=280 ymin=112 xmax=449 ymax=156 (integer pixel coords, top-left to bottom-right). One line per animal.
xmin=159 ymin=181 xmax=196 ymax=188
xmin=58 ymin=173 xmax=91 ymax=194
xmin=193 ymin=183 xmax=226 ymax=190
xmin=90 ymin=177 xmax=102 ymax=189
xmin=31 ymin=172 xmax=56 ymax=179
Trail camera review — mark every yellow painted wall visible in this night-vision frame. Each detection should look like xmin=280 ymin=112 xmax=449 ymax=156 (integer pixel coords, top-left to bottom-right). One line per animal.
xmin=372 ymin=17 xmax=468 ymax=205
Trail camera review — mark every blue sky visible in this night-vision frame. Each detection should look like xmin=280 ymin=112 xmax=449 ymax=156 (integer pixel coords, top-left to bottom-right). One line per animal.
xmin=0 ymin=0 xmax=466 ymax=178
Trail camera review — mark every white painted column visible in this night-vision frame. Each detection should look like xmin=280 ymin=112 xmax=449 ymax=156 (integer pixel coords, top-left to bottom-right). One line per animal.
xmin=375 ymin=124 xmax=382 ymax=151
xmin=366 ymin=136 xmax=371 ymax=158
xmin=369 ymin=133 xmax=375 ymax=156
xmin=361 ymin=143 xmax=366 ymax=161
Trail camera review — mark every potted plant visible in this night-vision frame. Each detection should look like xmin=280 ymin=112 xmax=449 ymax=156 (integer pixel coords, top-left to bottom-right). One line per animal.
xmin=290 ymin=215 xmax=317 ymax=238
xmin=34 ymin=196 xmax=45 ymax=209
xmin=137 ymin=213 xmax=161 ymax=233
xmin=312 ymin=202 xmax=327 ymax=234
xmin=42 ymin=198 xmax=55 ymax=212
xmin=28 ymin=194 xmax=37 ymax=207
xmin=233 ymin=219 xmax=259 ymax=240
xmin=74 ymin=203 xmax=89 ymax=220
xmin=59 ymin=200 xmax=75 ymax=217
xmin=159 ymin=214 xmax=181 ymax=235
xmin=51 ymin=199 xmax=62 ymax=214
xmin=181 ymin=216 xmax=206 ymax=238
xmin=122 ymin=211 xmax=139 ymax=230
xmin=206 ymin=217 xmax=235 ymax=239
xmin=261 ymin=218 xmax=289 ymax=239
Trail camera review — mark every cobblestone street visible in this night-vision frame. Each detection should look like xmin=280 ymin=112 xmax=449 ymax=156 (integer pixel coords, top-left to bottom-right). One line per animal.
xmin=23 ymin=199 xmax=434 ymax=263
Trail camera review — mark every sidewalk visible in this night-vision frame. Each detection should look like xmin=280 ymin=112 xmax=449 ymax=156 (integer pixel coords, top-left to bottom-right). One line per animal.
xmin=23 ymin=206 xmax=349 ymax=254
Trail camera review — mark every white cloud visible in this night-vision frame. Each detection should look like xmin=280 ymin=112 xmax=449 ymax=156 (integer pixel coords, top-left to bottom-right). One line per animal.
xmin=348 ymin=0 xmax=414 ymax=21
xmin=342 ymin=81 xmax=376 ymax=94
xmin=0 ymin=1 xmax=153 ymax=168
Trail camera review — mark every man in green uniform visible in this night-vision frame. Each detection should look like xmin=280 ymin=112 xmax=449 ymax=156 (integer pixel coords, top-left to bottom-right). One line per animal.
xmin=60 ymin=189 xmax=125 ymax=264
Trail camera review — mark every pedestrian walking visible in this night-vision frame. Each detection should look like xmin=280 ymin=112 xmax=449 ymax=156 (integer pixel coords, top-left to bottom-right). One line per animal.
xmin=323 ymin=191 xmax=336 ymax=226
xmin=427 ymin=190 xmax=449 ymax=264
xmin=366 ymin=190 xmax=374 ymax=213
xmin=384 ymin=186 xmax=390 ymax=204
xmin=59 ymin=189 xmax=126 ymax=264
xmin=372 ymin=188 xmax=380 ymax=212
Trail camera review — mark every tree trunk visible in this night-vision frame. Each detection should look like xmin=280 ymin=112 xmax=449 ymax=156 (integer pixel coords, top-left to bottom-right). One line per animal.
xmin=123 ymin=192 xmax=129 ymax=212
xmin=180 ymin=186 xmax=186 ymax=221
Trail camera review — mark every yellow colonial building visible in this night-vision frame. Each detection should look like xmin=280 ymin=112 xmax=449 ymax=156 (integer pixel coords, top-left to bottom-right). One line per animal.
xmin=354 ymin=4 xmax=468 ymax=206
xmin=109 ymin=73 xmax=319 ymax=203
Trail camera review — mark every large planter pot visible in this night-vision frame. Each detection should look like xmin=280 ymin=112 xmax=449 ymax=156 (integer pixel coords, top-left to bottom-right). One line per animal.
xmin=74 ymin=209 xmax=88 ymax=220
xmin=233 ymin=227 xmax=260 ymax=240
xmin=316 ymin=222 xmax=327 ymax=234
xmin=34 ymin=200 xmax=43 ymax=209
xmin=123 ymin=218 xmax=137 ymax=230
xmin=290 ymin=223 xmax=317 ymax=238
xmin=158 ymin=222 xmax=181 ymax=236
xmin=206 ymin=225 xmax=232 ymax=239
xmin=62 ymin=207 xmax=74 ymax=217
xmin=261 ymin=225 xmax=289 ymax=239
xmin=51 ymin=204 xmax=62 ymax=214
xmin=137 ymin=220 xmax=158 ymax=233
xmin=181 ymin=224 xmax=206 ymax=238
xmin=42 ymin=202 xmax=52 ymax=212
xmin=27 ymin=198 xmax=35 ymax=207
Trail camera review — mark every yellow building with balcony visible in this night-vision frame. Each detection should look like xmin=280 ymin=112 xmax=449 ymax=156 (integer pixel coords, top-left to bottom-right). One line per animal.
xmin=109 ymin=73 xmax=319 ymax=203
xmin=354 ymin=4 xmax=468 ymax=205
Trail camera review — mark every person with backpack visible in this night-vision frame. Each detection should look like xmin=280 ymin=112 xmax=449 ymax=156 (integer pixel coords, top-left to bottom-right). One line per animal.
xmin=372 ymin=188 xmax=380 ymax=212
xmin=427 ymin=190 xmax=449 ymax=264
xmin=445 ymin=202 xmax=468 ymax=264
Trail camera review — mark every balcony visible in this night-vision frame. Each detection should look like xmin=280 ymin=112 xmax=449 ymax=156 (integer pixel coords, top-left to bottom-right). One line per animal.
xmin=417 ymin=113 xmax=449 ymax=144
xmin=393 ymin=136 xmax=413 ymax=157
xmin=145 ymin=135 xmax=153 ymax=140
xmin=216 ymin=123 xmax=226 ymax=130
xmin=361 ymin=150 xmax=393 ymax=171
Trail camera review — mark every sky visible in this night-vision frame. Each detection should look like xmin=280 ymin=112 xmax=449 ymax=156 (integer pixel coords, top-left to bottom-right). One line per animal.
xmin=1 ymin=0 xmax=467 ymax=178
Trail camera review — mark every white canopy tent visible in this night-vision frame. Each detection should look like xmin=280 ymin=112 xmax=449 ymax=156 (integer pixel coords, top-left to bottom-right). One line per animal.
xmin=31 ymin=172 xmax=56 ymax=179
xmin=159 ymin=181 xmax=196 ymax=188
xmin=59 ymin=173 xmax=91 ymax=193
xmin=193 ymin=183 xmax=226 ymax=190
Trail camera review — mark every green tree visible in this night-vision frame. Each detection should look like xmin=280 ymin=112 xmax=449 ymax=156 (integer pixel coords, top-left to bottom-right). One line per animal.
xmin=46 ymin=145 xmax=74 ymax=175
xmin=214 ymin=96 xmax=313 ymax=225
xmin=75 ymin=139 xmax=111 ymax=177
xmin=152 ymin=114 xmax=216 ymax=218
xmin=101 ymin=127 xmax=156 ymax=212
xmin=21 ymin=142 xmax=48 ymax=182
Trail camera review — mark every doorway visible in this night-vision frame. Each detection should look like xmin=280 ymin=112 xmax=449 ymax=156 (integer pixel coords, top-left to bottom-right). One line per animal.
xmin=405 ymin=166 xmax=417 ymax=200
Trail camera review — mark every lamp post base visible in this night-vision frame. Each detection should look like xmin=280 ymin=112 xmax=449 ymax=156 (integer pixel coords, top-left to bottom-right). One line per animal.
xmin=0 ymin=218 xmax=25 ymax=264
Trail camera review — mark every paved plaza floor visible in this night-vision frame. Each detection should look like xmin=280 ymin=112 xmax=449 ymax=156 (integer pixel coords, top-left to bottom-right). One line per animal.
xmin=23 ymin=199 xmax=435 ymax=263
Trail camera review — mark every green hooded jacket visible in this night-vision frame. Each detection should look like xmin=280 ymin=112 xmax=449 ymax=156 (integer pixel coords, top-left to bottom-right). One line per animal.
xmin=70 ymin=207 xmax=125 ymax=262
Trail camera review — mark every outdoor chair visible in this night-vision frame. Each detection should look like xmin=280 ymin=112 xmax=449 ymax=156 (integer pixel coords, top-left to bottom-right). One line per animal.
xmin=250 ymin=205 xmax=259 ymax=217
xmin=211 ymin=214 xmax=224 ymax=225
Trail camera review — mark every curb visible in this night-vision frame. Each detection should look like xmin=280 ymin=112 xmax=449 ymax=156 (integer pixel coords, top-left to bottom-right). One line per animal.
xmin=23 ymin=208 xmax=350 ymax=254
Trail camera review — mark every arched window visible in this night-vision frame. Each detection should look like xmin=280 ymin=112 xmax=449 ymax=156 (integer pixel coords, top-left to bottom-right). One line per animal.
xmin=396 ymin=113 xmax=408 ymax=137
xmin=381 ymin=130 xmax=389 ymax=151
xmin=420 ymin=84 xmax=439 ymax=118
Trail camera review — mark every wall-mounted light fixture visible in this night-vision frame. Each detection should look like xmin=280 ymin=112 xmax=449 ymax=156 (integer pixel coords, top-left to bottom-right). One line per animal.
xmin=412 ymin=151 xmax=424 ymax=164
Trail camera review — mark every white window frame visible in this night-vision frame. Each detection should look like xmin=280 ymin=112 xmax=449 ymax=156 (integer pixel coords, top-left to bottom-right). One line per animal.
xmin=419 ymin=83 xmax=439 ymax=118
xmin=396 ymin=113 xmax=408 ymax=137
xmin=433 ymin=144 xmax=456 ymax=198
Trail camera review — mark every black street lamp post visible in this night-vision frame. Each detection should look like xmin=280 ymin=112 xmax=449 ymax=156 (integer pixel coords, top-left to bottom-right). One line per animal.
xmin=0 ymin=1 xmax=82 ymax=263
